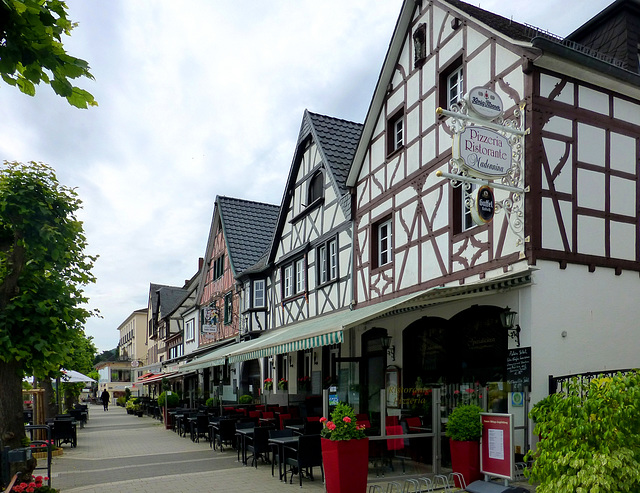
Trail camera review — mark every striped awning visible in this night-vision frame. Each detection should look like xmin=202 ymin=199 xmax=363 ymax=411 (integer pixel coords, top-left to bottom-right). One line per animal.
xmin=221 ymin=268 xmax=533 ymax=364
xmin=179 ymin=344 xmax=232 ymax=372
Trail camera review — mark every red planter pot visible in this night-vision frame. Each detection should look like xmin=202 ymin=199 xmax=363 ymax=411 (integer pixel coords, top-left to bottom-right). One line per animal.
xmin=449 ymin=439 xmax=482 ymax=487
xmin=321 ymin=437 xmax=369 ymax=493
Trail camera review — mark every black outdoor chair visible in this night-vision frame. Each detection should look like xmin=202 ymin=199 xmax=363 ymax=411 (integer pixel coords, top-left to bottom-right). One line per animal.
xmin=51 ymin=418 xmax=77 ymax=448
xmin=269 ymin=429 xmax=294 ymax=478
xmin=215 ymin=419 xmax=236 ymax=452
xmin=245 ymin=426 xmax=272 ymax=468
xmin=234 ymin=421 xmax=254 ymax=462
xmin=284 ymin=434 xmax=324 ymax=487
xmin=303 ymin=420 xmax=323 ymax=435
xmin=191 ymin=414 xmax=210 ymax=443
xmin=68 ymin=408 xmax=87 ymax=428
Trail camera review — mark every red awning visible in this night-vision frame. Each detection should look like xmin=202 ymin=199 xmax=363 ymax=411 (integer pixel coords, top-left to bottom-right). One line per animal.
xmin=141 ymin=372 xmax=178 ymax=385
xmin=134 ymin=372 xmax=157 ymax=384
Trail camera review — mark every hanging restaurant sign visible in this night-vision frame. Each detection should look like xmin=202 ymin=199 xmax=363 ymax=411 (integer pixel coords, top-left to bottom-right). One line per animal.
xmin=467 ymin=86 xmax=504 ymax=120
xmin=202 ymin=304 xmax=219 ymax=333
xmin=454 ymin=126 xmax=511 ymax=178
xmin=470 ymin=185 xmax=495 ymax=226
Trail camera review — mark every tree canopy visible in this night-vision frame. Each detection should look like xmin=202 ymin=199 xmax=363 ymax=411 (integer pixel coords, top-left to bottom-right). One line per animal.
xmin=0 ymin=161 xmax=97 ymax=451
xmin=0 ymin=0 xmax=97 ymax=108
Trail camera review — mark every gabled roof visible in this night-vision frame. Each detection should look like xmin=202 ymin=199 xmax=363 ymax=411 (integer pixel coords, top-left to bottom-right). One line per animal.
xmin=149 ymin=283 xmax=188 ymax=320
xmin=345 ymin=0 xmax=632 ymax=188
xmin=217 ymin=196 xmax=280 ymax=276
xmin=304 ymin=111 xmax=363 ymax=197
xmin=267 ymin=110 xmax=362 ymax=264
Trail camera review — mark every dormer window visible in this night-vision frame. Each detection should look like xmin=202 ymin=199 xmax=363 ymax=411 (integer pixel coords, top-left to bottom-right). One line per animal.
xmin=308 ymin=171 xmax=323 ymax=205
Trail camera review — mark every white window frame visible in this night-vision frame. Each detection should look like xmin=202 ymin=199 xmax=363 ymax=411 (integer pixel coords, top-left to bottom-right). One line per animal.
xmin=378 ymin=219 xmax=392 ymax=267
xmin=253 ymin=279 xmax=265 ymax=308
xmin=295 ymin=258 xmax=306 ymax=294
xmin=462 ymin=183 xmax=477 ymax=232
xmin=283 ymin=264 xmax=293 ymax=298
xmin=185 ymin=318 xmax=195 ymax=342
xmin=318 ymin=244 xmax=328 ymax=284
xmin=447 ymin=66 xmax=464 ymax=108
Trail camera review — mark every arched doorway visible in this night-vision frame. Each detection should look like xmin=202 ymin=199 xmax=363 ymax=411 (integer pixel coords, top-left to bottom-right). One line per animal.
xmin=240 ymin=359 xmax=261 ymax=399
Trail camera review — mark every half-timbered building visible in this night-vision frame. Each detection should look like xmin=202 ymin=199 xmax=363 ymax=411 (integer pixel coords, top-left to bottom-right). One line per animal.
xmin=227 ymin=111 xmax=363 ymax=401
xmin=343 ymin=0 xmax=640 ymax=451
xmin=182 ymin=196 xmax=279 ymax=398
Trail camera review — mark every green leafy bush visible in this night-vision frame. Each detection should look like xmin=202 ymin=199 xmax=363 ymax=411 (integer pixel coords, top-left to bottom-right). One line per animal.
xmin=116 ymin=396 xmax=126 ymax=407
xmin=205 ymin=397 xmax=218 ymax=407
xmin=320 ymin=402 xmax=366 ymax=441
xmin=445 ymin=404 xmax=483 ymax=441
xmin=157 ymin=391 xmax=179 ymax=408
xmin=526 ymin=371 xmax=640 ymax=492
xmin=238 ymin=394 xmax=253 ymax=404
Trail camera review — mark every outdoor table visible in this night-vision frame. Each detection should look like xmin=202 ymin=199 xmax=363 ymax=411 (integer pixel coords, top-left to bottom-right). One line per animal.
xmin=285 ymin=424 xmax=305 ymax=435
xmin=268 ymin=435 xmax=299 ymax=481
xmin=235 ymin=427 xmax=255 ymax=465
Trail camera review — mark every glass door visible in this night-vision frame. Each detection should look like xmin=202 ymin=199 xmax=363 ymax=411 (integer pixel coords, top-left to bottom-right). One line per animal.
xmin=332 ymin=357 xmax=362 ymax=414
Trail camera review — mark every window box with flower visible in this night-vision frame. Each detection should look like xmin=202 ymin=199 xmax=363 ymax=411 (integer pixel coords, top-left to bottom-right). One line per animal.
xmin=320 ymin=402 xmax=369 ymax=493
xmin=277 ymin=378 xmax=288 ymax=391
xmin=298 ymin=375 xmax=311 ymax=391
xmin=263 ymin=378 xmax=273 ymax=391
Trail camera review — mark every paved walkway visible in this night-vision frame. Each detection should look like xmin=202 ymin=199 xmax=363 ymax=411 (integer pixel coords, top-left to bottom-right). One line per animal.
xmin=50 ymin=404 xmax=328 ymax=493
xmin=48 ymin=404 xmax=532 ymax=492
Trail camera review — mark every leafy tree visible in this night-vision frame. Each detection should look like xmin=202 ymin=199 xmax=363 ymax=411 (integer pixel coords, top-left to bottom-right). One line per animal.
xmin=0 ymin=161 xmax=97 ymax=456
xmin=0 ymin=0 xmax=97 ymax=108
xmin=526 ymin=371 xmax=640 ymax=492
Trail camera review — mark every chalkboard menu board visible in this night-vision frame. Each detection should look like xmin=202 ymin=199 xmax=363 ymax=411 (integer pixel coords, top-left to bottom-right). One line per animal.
xmin=506 ymin=347 xmax=531 ymax=391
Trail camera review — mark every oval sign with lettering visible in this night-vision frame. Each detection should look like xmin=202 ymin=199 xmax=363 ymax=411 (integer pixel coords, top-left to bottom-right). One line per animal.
xmin=455 ymin=126 xmax=511 ymax=178
xmin=471 ymin=185 xmax=495 ymax=225
xmin=467 ymin=87 xmax=504 ymax=120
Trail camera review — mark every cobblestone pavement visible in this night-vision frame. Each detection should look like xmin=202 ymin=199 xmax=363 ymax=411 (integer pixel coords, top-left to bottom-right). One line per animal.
xmin=48 ymin=404 xmax=533 ymax=492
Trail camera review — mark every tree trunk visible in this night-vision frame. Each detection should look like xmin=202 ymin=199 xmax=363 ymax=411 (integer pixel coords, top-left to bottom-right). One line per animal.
xmin=0 ymin=359 xmax=26 ymax=450
xmin=39 ymin=378 xmax=58 ymax=421
xmin=0 ymin=359 xmax=36 ymax=481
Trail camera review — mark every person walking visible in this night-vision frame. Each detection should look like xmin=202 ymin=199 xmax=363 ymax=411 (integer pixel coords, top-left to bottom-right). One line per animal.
xmin=101 ymin=389 xmax=110 ymax=411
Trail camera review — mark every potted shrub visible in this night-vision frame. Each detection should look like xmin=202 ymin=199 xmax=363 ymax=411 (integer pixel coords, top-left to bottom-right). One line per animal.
xmin=238 ymin=394 xmax=253 ymax=404
xmin=158 ymin=391 xmax=179 ymax=429
xmin=445 ymin=404 xmax=483 ymax=487
xmin=320 ymin=402 xmax=369 ymax=493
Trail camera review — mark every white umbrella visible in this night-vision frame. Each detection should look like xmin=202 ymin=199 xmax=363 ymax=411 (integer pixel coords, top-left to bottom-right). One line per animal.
xmin=61 ymin=369 xmax=96 ymax=383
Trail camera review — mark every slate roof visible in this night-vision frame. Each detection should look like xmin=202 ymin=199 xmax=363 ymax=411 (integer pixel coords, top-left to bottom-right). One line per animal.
xmin=149 ymin=283 xmax=188 ymax=319
xmin=217 ymin=196 xmax=280 ymax=275
xmin=446 ymin=0 xmax=531 ymax=42
xmin=304 ymin=111 xmax=363 ymax=196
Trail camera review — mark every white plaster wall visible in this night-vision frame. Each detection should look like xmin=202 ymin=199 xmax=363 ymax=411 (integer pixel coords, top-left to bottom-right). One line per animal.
xmin=540 ymin=75 xmax=574 ymax=105
xmin=613 ymin=97 xmax=640 ymax=126
xmin=529 ymin=261 xmax=640 ymax=403
xmin=579 ymin=86 xmax=609 ymax=115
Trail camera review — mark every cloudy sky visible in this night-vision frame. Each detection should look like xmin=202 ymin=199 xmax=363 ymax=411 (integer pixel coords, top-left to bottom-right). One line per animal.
xmin=0 ymin=0 xmax=612 ymax=351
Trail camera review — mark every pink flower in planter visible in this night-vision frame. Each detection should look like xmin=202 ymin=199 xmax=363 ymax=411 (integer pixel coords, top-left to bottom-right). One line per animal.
xmin=343 ymin=416 xmax=351 ymax=423
xmin=326 ymin=421 xmax=336 ymax=431
xmin=320 ymin=416 xmax=327 ymax=423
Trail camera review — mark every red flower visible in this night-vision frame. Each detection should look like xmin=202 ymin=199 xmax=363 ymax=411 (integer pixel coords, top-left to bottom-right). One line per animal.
xmin=320 ymin=416 xmax=327 ymax=423
xmin=326 ymin=421 xmax=336 ymax=431
xmin=342 ymin=416 xmax=351 ymax=423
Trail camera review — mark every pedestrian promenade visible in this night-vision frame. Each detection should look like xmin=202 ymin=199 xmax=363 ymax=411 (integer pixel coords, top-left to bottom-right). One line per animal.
xmin=49 ymin=404 xmax=532 ymax=492
xmin=50 ymin=404 xmax=328 ymax=493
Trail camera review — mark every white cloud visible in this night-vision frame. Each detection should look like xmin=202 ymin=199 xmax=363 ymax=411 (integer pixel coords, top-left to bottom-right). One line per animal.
xmin=0 ymin=0 xmax=613 ymax=350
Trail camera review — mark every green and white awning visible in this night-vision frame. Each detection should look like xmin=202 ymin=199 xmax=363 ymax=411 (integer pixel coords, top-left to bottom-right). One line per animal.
xmin=179 ymin=344 xmax=233 ymax=372
xmin=187 ymin=269 xmax=532 ymax=365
